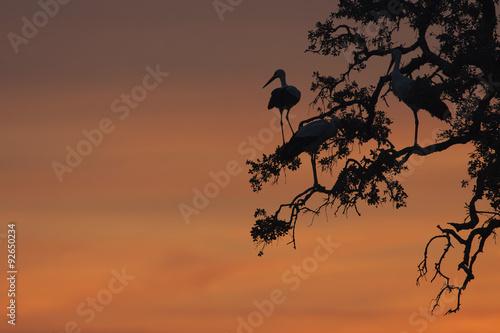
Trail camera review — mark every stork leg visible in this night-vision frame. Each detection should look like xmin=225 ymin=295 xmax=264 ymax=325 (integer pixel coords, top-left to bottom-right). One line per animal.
xmin=285 ymin=109 xmax=295 ymax=135
xmin=310 ymin=153 xmax=319 ymax=187
xmin=413 ymin=110 xmax=419 ymax=147
xmin=279 ymin=110 xmax=286 ymax=146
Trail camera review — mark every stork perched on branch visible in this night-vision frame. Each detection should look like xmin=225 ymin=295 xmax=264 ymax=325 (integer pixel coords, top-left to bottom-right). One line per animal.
xmin=282 ymin=117 xmax=341 ymax=186
xmin=387 ymin=49 xmax=451 ymax=146
xmin=263 ymin=69 xmax=301 ymax=145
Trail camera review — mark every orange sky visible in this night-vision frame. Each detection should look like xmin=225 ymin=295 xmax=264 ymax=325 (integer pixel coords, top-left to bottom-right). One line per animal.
xmin=1 ymin=1 xmax=499 ymax=332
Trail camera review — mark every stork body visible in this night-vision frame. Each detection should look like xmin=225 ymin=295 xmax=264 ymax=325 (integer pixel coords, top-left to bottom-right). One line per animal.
xmin=263 ymin=69 xmax=301 ymax=145
xmin=388 ymin=49 xmax=451 ymax=146
xmin=282 ymin=117 xmax=340 ymax=186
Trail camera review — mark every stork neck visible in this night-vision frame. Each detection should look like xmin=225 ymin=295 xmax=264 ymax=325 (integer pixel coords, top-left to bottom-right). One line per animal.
xmin=393 ymin=54 xmax=401 ymax=75
xmin=279 ymin=74 xmax=288 ymax=87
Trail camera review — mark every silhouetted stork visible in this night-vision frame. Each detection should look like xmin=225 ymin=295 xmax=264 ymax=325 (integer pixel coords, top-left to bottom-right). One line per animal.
xmin=387 ymin=49 xmax=451 ymax=146
xmin=263 ymin=69 xmax=301 ymax=145
xmin=282 ymin=117 xmax=340 ymax=186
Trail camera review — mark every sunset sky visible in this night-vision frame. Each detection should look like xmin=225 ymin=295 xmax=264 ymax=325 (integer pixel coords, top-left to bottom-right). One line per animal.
xmin=1 ymin=1 xmax=500 ymax=332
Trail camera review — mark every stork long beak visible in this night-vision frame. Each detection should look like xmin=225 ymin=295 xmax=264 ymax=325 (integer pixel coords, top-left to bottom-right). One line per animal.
xmin=262 ymin=75 xmax=277 ymax=89
xmin=387 ymin=58 xmax=395 ymax=75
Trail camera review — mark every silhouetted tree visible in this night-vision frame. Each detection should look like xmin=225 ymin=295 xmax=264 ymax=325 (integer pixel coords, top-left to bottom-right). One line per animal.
xmin=248 ymin=0 xmax=500 ymax=314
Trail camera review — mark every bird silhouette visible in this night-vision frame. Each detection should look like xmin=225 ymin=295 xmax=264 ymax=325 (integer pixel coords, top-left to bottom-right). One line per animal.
xmin=263 ymin=69 xmax=301 ymax=145
xmin=282 ymin=117 xmax=340 ymax=186
xmin=387 ymin=49 xmax=451 ymax=146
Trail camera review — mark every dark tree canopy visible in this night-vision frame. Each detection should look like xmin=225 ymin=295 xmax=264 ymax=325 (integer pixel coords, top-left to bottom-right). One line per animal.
xmin=248 ymin=0 xmax=500 ymax=314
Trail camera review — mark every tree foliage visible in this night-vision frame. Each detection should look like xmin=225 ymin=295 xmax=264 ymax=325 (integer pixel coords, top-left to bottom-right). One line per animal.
xmin=248 ymin=0 xmax=500 ymax=313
